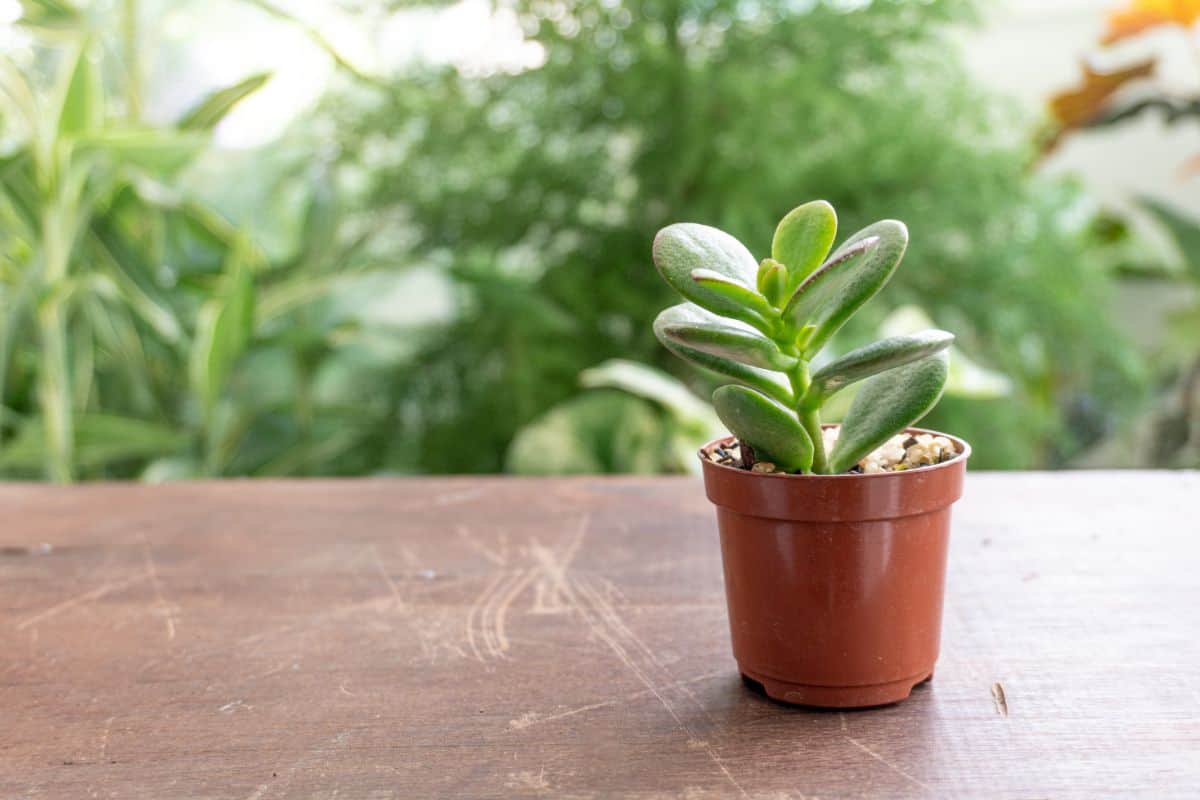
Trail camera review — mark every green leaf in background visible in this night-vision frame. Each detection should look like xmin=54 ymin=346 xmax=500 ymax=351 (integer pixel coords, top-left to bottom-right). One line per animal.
xmin=508 ymin=360 xmax=723 ymax=476
xmin=712 ymin=385 xmax=813 ymax=473
xmin=178 ymin=73 xmax=271 ymax=131
xmin=580 ymin=359 xmax=723 ymax=471
xmin=806 ymin=329 xmax=954 ymax=409
xmin=506 ymin=391 xmax=666 ymax=474
xmin=579 ymin=359 xmax=718 ymax=431
xmin=75 ymin=129 xmax=208 ymax=176
xmin=190 ymin=238 xmax=256 ymax=415
xmin=52 ymin=40 xmax=102 ymax=139
xmin=0 ymin=414 xmax=186 ymax=470
xmin=656 ymin=303 xmax=797 ymax=371
xmin=1139 ymin=196 xmax=1200 ymax=282
xmin=772 ymin=200 xmax=837 ymax=290
xmin=652 ymin=223 xmax=768 ymax=329
xmin=654 ymin=304 xmax=793 ymax=404
xmin=784 ymin=220 xmax=908 ymax=356
xmin=880 ymin=306 xmax=1011 ymax=398
xmin=828 ymin=351 xmax=949 ymax=473
xmin=141 ymin=457 xmax=202 ymax=483
xmin=15 ymin=0 xmax=82 ymax=31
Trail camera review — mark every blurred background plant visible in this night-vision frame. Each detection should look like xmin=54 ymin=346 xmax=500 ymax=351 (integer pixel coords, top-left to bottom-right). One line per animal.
xmin=0 ymin=0 xmax=403 ymax=481
xmin=0 ymin=0 xmax=1190 ymax=481
xmin=1045 ymin=0 xmax=1200 ymax=467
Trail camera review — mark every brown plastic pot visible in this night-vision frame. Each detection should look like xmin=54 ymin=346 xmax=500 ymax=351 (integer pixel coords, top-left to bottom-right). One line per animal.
xmin=700 ymin=427 xmax=970 ymax=709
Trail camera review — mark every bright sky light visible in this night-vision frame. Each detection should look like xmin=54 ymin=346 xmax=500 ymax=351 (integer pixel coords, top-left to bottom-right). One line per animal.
xmin=193 ymin=0 xmax=544 ymax=149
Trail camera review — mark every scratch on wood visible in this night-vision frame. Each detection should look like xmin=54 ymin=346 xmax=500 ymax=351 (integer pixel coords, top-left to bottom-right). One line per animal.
xmin=466 ymin=571 xmax=508 ymax=663
xmin=98 ymin=716 xmax=114 ymax=761
xmin=396 ymin=485 xmax=494 ymax=512
xmin=140 ymin=535 xmax=179 ymax=641
xmin=505 ymin=765 xmax=550 ymax=793
xmin=528 ymin=520 xmax=748 ymax=799
xmin=845 ymin=737 xmax=932 ymax=792
xmin=149 ymin=588 xmax=426 ymax=674
xmin=527 ymin=515 xmax=589 ymax=614
xmin=575 ymin=574 xmax=716 ymax=726
xmin=991 ymin=681 xmax=1009 ymax=717
xmin=456 ymin=523 xmax=507 ymax=567
xmin=507 ymin=669 xmax=727 ymax=731
xmin=431 ymin=486 xmax=492 ymax=507
xmin=480 ymin=571 xmax=519 ymax=659
xmin=368 ymin=545 xmax=409 ymax=614
xmin=16 ymin=574 xmax=151 ymax=631
xmin=494 ymin=568 xmax=537 ymax=655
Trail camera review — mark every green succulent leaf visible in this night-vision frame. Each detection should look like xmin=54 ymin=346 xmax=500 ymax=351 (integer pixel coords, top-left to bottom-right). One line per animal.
xmin=772 ymin=200 xmax=838 ymax=290
xmin=712 ymin=385 xmax=813 ymax=473
xmin=654 ymin=304 xmax=793 ymax=405
xmin=653 ymin=223 xmax=766 ymax=328
xmin=828 ymin=350 xmax=949 ymax=474
xmin=690 ymin=268 xmax=775 ymax=318
xmin=805 ymin=329 xmax=954 ymax=409
xmin=755 ymin=258 xmax=788 ymax=307
xmin=657 ymin=303 xmax=797 ymax=371
xmin=783 ymin=219 xmax=908 ymax=357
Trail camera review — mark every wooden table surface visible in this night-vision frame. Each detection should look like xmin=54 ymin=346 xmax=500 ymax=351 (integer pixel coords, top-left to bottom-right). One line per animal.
xmin=1 ymin=472 xmax=1198 ymax=798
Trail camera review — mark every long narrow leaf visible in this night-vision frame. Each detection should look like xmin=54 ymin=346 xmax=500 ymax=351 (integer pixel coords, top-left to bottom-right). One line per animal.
xmin=178 ymin=73 xmax=271 ymax=131
xmin=1140 ymin=196 xmax=1200 ymax=281
xmin=190 ymin=237 xmax=256 ymax=414
xmin=52 ymin=40 xmax=103 ymax=139
xmin=0 ymin=413 xmax=186 ymax=470
xmin=75 ymin=129 xmax=207 ymax=177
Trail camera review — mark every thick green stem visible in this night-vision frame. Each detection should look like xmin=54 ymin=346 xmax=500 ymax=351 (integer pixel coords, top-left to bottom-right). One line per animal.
xmin=787 ymin=360 xmax=828 ymax=474
xmin=800 ymin=408 xmax=828 ymax=474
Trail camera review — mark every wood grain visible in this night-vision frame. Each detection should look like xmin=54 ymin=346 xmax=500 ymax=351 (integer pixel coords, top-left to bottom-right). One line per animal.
xmin=1 ymin=472 xmax=1198 ymax=798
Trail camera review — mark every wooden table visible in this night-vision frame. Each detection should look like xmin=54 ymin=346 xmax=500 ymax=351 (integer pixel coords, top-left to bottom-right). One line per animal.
xmin=2 ymin=473 xmax=1198 ymax=798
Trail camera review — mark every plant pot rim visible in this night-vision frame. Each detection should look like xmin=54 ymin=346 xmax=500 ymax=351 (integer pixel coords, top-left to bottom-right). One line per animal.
xmin=697 ymin=425 xmax=971 ymax=480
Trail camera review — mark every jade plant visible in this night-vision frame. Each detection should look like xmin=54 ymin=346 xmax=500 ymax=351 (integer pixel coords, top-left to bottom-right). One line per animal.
xmin=652 ymin=200 xmax=952 ymax=474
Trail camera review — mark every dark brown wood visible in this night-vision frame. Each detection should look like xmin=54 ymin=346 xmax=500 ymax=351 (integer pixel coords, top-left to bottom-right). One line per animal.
xmin=1 ymin=473 xmax=1198 ymax=798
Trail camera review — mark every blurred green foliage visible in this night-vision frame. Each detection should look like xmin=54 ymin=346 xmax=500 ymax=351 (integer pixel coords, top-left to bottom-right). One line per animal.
xmin=0 ymin=2 xmax=401 ymax=480
xmin=0 ymin=0 xmax=1154 ymax=480
xmin=328 ymin=0 xmax=1144 ymax=472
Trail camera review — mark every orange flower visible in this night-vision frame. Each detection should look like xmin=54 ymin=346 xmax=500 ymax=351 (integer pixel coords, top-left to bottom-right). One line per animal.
xmin=1047 ymin=59 xmax=1156 ymax=128
xmin=1103 ymin=0 xmax=1200 ymax=43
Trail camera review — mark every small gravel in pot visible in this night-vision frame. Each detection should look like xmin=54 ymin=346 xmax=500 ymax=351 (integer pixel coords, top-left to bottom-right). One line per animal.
xmin=705 ymin=427 xmax=958 ymax=474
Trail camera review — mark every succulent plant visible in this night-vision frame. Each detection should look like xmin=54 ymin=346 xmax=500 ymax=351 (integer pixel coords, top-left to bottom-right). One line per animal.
xmin=652 ymin=200 xmax=952 ymax=474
